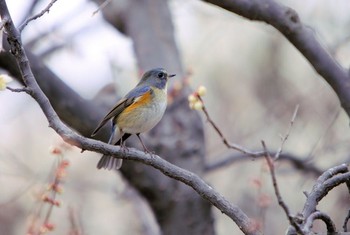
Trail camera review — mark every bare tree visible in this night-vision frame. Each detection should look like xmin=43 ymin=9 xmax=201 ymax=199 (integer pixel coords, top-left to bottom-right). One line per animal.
xmin=0 ymin=0 xmax=350 ymax=235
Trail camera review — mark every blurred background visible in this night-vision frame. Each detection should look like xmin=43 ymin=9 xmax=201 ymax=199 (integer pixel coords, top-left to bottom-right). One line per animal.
xmin=1 ymin=0 xmax=350 ymax=234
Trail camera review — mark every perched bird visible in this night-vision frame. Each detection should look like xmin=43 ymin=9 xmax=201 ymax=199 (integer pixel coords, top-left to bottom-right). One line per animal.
xmin=91 ymin=68 xmax=175 ymax=170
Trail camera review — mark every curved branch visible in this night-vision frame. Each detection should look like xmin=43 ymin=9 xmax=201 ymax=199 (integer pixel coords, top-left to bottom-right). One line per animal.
xmin=286 ymin=164 xmax=350 ymax=234
xmin=303 ymin=164 xmax=350 ymax=219
xmin=203 ymin=0 xmax=350 ymax=118
xmin=303 ymin=211 xmax=336 ymax=234
xmin=0 ymin=1 xmax=261 ymax=234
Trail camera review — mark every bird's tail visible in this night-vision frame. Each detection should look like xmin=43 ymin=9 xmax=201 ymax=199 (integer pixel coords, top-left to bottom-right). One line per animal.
xmin=96 ymin=126 xmax=122 ymax=170
xmin=96 ymin=126 xmax=131 ymax=170
xmin=97 ymin=155 xmax=123 ymax=170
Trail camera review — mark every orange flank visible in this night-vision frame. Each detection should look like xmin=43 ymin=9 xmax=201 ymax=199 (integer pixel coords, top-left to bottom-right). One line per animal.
xmin=123 ymin=90 xmax=152 ymax=114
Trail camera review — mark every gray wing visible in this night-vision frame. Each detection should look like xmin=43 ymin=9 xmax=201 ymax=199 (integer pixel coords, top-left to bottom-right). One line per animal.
xmin=91 ymin=85 xmax=151 ymax=136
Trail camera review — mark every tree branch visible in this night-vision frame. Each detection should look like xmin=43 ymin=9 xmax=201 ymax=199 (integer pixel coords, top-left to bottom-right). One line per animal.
xmin=199 ymin=94 xmax=321 ymax=176
xmin=286 ymin=163 xmax=350 ymax=234
xmin=302 ymin=164 xmax=349 ymax=218
xmin=274 ymin=105 xmax=299 ymax=160
xmin=19 ymin=0 xmax=41 ymax=25
xmin=0 ymin=46 xmax=105 ymax=139
xmin=203 ymin=0 xmax=350 ymax=118
xmin=0 ymin=1 xmax=261 ymax=234
xmin=199 ymin=95 xmax=262 ymax=155
xmin=18 ymin=0 xmax=58 ymax=32
xmin=205 ymin=151 xmax=323 ymax=177
xmin=262 ymin=141 xmax=304 ymax=234
xmin=303 ymin=211 xmax=336 ymax=234
xmin=6 ymin=86 xmax=30 ymax=93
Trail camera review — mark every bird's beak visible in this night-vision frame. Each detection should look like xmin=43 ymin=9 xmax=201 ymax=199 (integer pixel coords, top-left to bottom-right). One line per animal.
xmin=168 ymin=74 xmax=176 ymax=78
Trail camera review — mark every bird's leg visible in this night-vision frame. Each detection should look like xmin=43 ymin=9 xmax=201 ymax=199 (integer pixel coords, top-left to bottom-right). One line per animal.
xmin=119 ymin=131 xmax=129 ymax=153
xmin=136 ymin=133 xmax=152 ymax=154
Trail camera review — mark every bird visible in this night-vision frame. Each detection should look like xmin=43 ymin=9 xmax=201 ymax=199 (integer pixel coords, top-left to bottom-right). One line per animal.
xmin=91 ymin=68 xmax=175 ymax=170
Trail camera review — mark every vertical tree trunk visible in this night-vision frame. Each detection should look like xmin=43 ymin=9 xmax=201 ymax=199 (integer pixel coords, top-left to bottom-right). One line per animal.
xmin=118 ymin=0 xmax=216 ymax=234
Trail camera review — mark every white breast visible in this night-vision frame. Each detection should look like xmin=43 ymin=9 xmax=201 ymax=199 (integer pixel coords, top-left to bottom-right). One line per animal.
xmin=118 ymin=89 xmax=167 ymax=134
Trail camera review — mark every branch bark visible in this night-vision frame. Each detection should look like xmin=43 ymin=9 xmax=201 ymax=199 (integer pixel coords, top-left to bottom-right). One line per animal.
xmin=303 ymin=211 xmax=336 ymax=234
xmin=203 ymin=0 xmax=350 ymax=118
xmin=0 ymin=0 xmax=261 ymax=234
xmin=286 ymin=163 xmax=350 ymax=234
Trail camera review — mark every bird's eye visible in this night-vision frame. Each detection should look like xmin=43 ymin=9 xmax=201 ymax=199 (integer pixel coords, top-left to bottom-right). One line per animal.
xmin=157 ymin=72 xmax=164 ymax=78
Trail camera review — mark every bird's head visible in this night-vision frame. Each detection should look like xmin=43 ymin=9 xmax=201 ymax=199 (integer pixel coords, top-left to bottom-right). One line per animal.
xmin=139 ymin=68 xmax=176 ymax=89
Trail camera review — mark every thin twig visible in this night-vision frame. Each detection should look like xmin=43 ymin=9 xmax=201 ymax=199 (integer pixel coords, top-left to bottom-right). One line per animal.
xmin=261 ymin=141 xmax=305 ymax=235
xmin=199 ymin=96 xmax=299 ymax=162
xmin=204 ymin=151 xmax=322 ymax=176
xmin=198 ymin=96 xmax=262 ymax=156
xmin=18 ymin=0 xmax=58 ymax=32
xmin=274 ymin=104 xmax=299 ymax=160
xmin=92 ymin=0 xmax=111 ymax=16
xmin=6 ymin=86 xmax=30 ymax=93
xmin=19 ymin=0 xmax=41 ymax=25
xmin=306 ymin=108 xmax=341 ymax=162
